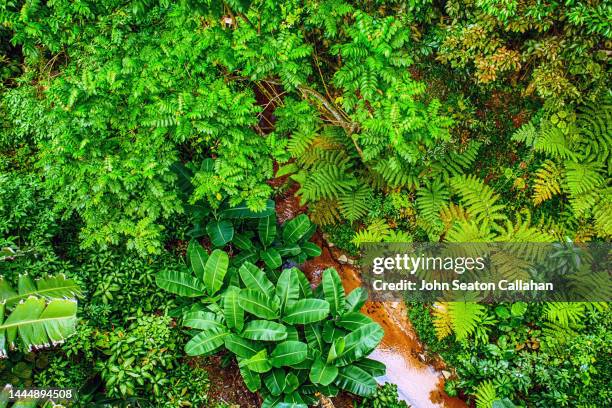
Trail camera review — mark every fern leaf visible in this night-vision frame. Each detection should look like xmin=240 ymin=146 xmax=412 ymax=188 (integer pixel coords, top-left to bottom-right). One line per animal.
xmin=432 ymin=302 xmax=453 ymax=340
xmin=474 ymin=381 xmax=497 ymax=408
xmin=448 ymin=301 xmax=487 ymax=341
xmin=308 ymin=198 xmax=342 ymax=226
xmin=544 ymin=302 xmax=585 ymax=328
xmin=338 ymin=185 xmax=371 ymax=222
xmin=450 ymin=175 xmax=507 ymax=225
xmin=417 ymin=179 xmax=449 ymax=233
xmin=532 ymin=160 xmax=562 ymax=205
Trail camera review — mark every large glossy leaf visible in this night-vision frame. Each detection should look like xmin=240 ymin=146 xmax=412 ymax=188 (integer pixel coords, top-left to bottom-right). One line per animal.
xmin=355 ymin=358 xmax=386 ymax=377
xmin=206 ymin=220 xmax=234 ymax=247
xmin=283 ymin=299 xmax=330 ymax=325
xmin=0 ymin=297 xmax=77 ymax=356
xmin=239 ymin=289 xmax=279 ymax=319
xmin=345 ymin=287 xmax=368 ymax=313
xmin=238 ymin=262 xmax=275 ymax=296
xmin=322 ymin=268 xmax=345 ymax=316
xmin=261 ymin=248 xmax=282 ymax=269
xmin=282 ymin=214 xmax=311 ymax=244
xmin=156 ymin=270 xmax=207 ymax=297
xmin=239 ymin=364 xmax=261 ymax=392
xmin=276 ymin=403 xmax=307 ymax=408
xmin=335 ymin=365 xmax=377 ymax=396
xmin=336 ymin=323 xmax=384 ymax=366
xmin=262 ymin=395 xmax=283 ymax=408
xmin=187 ymin=240 xmax=208 ymax=280
xmin=203 ymin=249 xmax=228 ymax=295
xmin=309 ymin=358 xmax=339 ymax=386
xmin=224 ymin=334 xmax=262 ymax=358
xmin=220 ymin=199 xmax=275 ymax=219
xmin=185 ymin=328 xmax=227 ymax=356
xmin=223 ymin=286 xmax=244 ymax=331
xmin=336 ymin=312 xmax=373 ymax=331
xmin=296 ymin=271 xmax=313 ymax=298
xmin=301 ymin=242 xmax=322 ymax=257
xmin=276 ymin=268 xmax=300 ymax=313
xmin=327 ymin=337 xmax=346 ymax=363
xmin=242 ymin=320 xmax=287 ymax=341
xmin=182 ymin=311 xmax=224 ymax=331
xmin=270 ymin=341 xmax=308 ymax=367
xmin=323 ymin=321 xmax=347 ymax=343
xmin=264 ymin=368 xmax=286 ymax=396
xmin=258 ymin=215 xmax=277 ymax=247
xmin=0 ymin=274 xmax=80 ymax=308
xmin=239 ymin=349 xmax=272 ymax=373
xmin=304 ymin=324 xmax=324 ymax=352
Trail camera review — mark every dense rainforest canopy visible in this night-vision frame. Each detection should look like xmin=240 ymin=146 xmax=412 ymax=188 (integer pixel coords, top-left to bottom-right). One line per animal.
xmin=0 ymin=0 xmax=610 ymax=407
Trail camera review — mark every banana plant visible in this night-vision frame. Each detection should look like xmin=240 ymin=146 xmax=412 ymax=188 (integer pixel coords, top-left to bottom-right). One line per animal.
xmin=0 ymin=274 xmax=80 ymax=358
xmin=157 ymin=239 xmax=385 ymax=406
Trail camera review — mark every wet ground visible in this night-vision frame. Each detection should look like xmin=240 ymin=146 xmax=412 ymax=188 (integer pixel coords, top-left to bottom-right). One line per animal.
xmin=302 ymin=236 xmax=466 ymax=408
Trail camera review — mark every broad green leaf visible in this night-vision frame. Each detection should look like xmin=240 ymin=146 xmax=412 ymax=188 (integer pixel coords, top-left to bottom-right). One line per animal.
xmin=322 ymin=268 xmax=345 ymax=316
xmin=296 ymin=271 xmax=313 ymax=298
xmin=0 ymin=275 xmax=80 ymax=308
xmin=335 ymin=365 xmax=377 ymax=397
xmin=187 ymin=240 xmax=208 ymax=281
xmin=264 ymin=368 xmax=286 ymax=396
xmin=0 ymin=297 xmax=77 ymax=355
xmin=283 ymin=299 xmax=330 ymax=325
xmin=276 ymin=268 xmax=300 ymax=312
xmin=355 ymin=358 xmax=386 ymax=377
xmin=242 ymin=320 xmax=287 ymax=341
xmin=336 ymin=312 xmax=373 ymax=331
xmin=206 ymin=220 xmax=234 ymax=247
xmin=220 ymin=200 xmax=275 ymax=219
xmin=182 ymin=311 xmax=223 ymax=331
xmin=309 ymin=358 xmax=339 ymax=386
xmin=285 ymin=325 xmax=300 ymax=342
xmin=224 ymin=334 xmax=262 ymax=358
xmin=284 ymin=373 xmax=301 ymax=393
xmin=327 ymin=337 xmax=345 ymax=363
xmin=277 ymin=245 xmax=302 ymax=257
xmin=238 ymin=262 xmax=275 ymax=296
xmin=239 ymin=364 xmax=261 ymax=392
xmin=345 ymin=287 xmax=368 ymax=313
xmin=258 ymin=215 xmax=277 ymax=247
xmin=223 ymin=286 xmax=244 ymax=331
xmin=270 ymin=341 xmax=308 ymax=367
xmin=239 ymin=349 xmax=272 ymax=373
xmin=301 ymin=242 xmax=322 ymax=257
xmin=336 ymin=323 xmax=384 ymax=366
xmin=203 ymin=249 xmax=228 ymax=295
xmin=262 ymin=395 xmax=283 ymax=408
xmin=276 ymin=403 xmax=307 ymax=408
xmin=304 ymin=324 xmax=324 ymax=352
xmin=233 ymin=250 xmax=258 ymax=265
xmin=239 ymin=289 xmax=279 ymax=319
xmin=232 ymin=233 xmax=255 ymax=251
xmin=323 ymin=321 xmax=347 ymax=343
xmin=261 ymin=248 xmax=282 ymax=269
xmin=156 ymin=270 xmax=206 ymax=297
xmin=282 ymin=214 xmax=311 ymax=244
xmin=185 ymin=328 xmax=227 ymax=356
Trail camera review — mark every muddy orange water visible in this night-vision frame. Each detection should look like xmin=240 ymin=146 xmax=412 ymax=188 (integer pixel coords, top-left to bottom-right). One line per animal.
xmin=302 ymin=236 xmax=466 ymax=408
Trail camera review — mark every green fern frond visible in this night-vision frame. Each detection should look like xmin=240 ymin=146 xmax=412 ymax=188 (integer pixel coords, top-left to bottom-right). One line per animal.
xmin=448 ymin=301 xmax=487 ymax=341
xmin=592 ymin=194 xmax=612 ymax=237
xmin=474 ymin=380 xmax=497 ymax=408
xmin=352 ymin=219 xmax=390 ymax=247
xmin=544 ymin=302 xmax=585 ymax=328
xmin=417 ymin=179 xmax=449 ymax=225
xmin=511 ymin=122 xmax=537 ymax=146
xmin=338 ymin=185 xmax=371 ymax=222
xmin=576 ymin=97 xmax=611 ymax=166
xmin=372 ymin=158 xmax=419 ymax=189
xmin=450 ymin=175 xmax=507 ymax=225
xmin=445 ymin=220 xmax=497 ymax=242
xmin=563 ymin=160 xmax=605 ymax=195
xmin=534 ymin=125 xmax=575 ymax=160
xmin=295 ymin=165 xmax=358 ymax=203
xmin=431 ymin=141 xmax=482 ymax=180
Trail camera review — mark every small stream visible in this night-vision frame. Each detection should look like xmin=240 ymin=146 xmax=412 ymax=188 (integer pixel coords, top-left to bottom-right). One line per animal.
xmin=277 ymin=194 xmax=466 ymax=408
